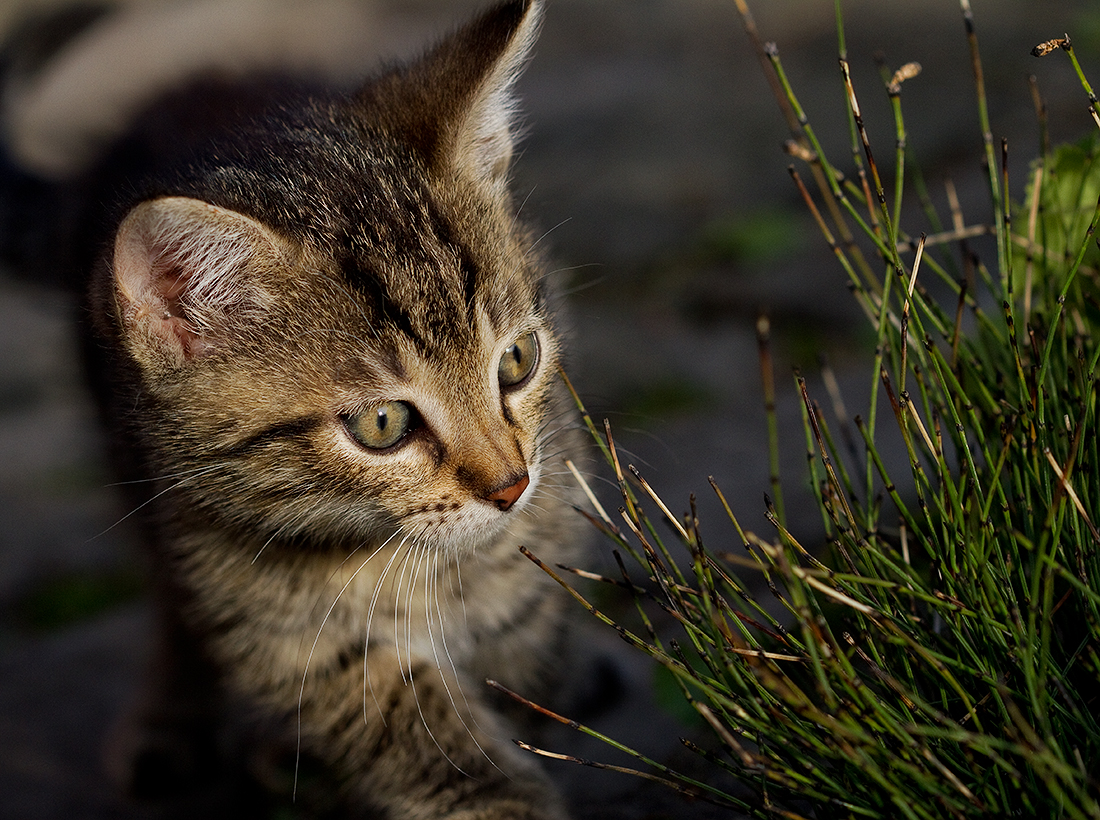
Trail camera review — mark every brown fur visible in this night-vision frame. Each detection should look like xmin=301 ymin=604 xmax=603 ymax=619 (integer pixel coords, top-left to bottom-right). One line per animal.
xmin=49 ymin=1 xmax=587 ymax=815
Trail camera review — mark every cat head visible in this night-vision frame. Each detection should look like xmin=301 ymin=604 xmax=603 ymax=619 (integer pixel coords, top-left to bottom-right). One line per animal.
xmin=96 ymin=0 xmax=572 ymax=556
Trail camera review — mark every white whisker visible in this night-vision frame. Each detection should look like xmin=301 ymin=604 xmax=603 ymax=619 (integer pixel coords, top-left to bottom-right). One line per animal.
xmin=104 ymin=463 xmax=219 ymax=487
xmin=403 ymin=544 xmax=428 ymax=683
xmin=392 ymin=541 xmax=420 ymax=685
xmin=293 ymin=533 xmax=395 ymax=800
xmin=251 ymin=493 xmax=317 ymax=563
xmin=424 ymin=552 xmax=496 ymax=767
xmin=455 ymin=561 xmax=469 ymax=628
xmin=89 ymin=463 xmax=224 ymax=541
xmin=401 ymin=544 xmax=471 ymax=774
xmin=364 ymin=535 xmax=413 ymax=724
xmin=406 ymin=642 xmax=470 ymax=777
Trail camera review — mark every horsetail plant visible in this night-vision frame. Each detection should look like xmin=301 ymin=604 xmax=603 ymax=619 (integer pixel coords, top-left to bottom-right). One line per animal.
xmin=503 ymin=2 xmax=1100 ymax=817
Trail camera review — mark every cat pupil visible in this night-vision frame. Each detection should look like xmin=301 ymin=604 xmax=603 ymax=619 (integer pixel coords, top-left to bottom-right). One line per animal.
xmin=498 ymin=331 xmax=539 ymax=388
xmin=345 ymin=401 xmax=412 ymax=450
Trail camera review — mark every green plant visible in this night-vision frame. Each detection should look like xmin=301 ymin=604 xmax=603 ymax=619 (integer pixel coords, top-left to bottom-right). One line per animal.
xmin=499 ymin=3 xmax=1100 ymax=818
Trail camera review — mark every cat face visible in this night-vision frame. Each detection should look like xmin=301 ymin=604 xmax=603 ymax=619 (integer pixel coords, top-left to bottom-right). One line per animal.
xmin=108 ymin=183 xmax=561 ymax=558
xmin=97 ymin=0 xmax=568 ymax=558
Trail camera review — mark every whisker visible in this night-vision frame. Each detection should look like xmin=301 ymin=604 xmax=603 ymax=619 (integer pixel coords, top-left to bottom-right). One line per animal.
xmin=425 ymin=550 xmax=503 ymax=772
xmin=406 ymin=648 xmax=471 ymax=777
xmin=553 ymin=266 xmax=606 ymax=294
xmin=391 ymin=541 xmax=420 ymax=685
xmin=455 ymin=560 xmax=470 ymax=628
xmin=294 ymin=534 xmax=394 ymax=799
xmin=364 ymin=536 xmax=413 ymax=724
xmin=400 ymin=545 xmax=477 ymax=778
xmin=90 ymin=463 xmax=224 ymax=540
xmin=104 ymin=463 xmax=220 ymax=487
xmin=527 ymin=217 xmax=572 ymax=256
xmin=491 ymin=216 xmax=573 ymax=315
xmin=511 ymin=184 xmax=538 ymax=228
xmin=252 ymin=493 xmax=317 ymax=563
xmin=403 ymin=544 xmax=429 ymax=683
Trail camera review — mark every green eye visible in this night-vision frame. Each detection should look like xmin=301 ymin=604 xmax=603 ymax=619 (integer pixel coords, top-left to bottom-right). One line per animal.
xmin=344 ymin=401 xmax=415 ymax=450
xmin=498 ymin=332 xmax=539 ymax=388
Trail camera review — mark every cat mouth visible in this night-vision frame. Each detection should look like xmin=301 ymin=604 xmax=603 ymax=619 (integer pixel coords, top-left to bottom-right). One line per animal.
xmin=403 ymin=468 xmax=540 ymax=553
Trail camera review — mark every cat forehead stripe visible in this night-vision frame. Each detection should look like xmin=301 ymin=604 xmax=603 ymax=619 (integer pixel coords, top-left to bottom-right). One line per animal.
xmin=336 ymin=190 xmax=511 ymax=353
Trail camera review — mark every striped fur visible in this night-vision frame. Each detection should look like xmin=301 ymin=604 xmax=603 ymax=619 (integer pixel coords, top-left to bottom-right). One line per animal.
xmin=11 ymin=1 xmax=588 ymax=816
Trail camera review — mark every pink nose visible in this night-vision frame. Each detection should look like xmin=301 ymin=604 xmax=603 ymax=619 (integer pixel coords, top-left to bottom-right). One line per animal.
xmin=486 ymin=474 xmax=529 ymax=511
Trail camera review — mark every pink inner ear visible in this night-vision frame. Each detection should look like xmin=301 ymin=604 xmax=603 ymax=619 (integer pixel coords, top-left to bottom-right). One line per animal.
xmin=112 ymin=197 xmax=281 ymax=365
xmin=159 ymin=275 xmax=210 ymax=358
xmin=155 ymin=267 xmax=208 ymax=358
xmin=114 ymin=224 xmax=213 ymax=362
xmin=127 ymin=274 xmax=207 ymax=361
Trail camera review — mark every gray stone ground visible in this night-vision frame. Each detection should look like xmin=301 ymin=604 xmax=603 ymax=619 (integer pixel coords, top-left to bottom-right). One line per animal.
xmin=0 ymin=0 xmax=1096 ymax=817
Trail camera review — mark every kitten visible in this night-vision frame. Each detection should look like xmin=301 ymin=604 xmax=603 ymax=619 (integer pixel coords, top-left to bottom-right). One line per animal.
xmin=5 ymin=0 xmax=588 ymax=816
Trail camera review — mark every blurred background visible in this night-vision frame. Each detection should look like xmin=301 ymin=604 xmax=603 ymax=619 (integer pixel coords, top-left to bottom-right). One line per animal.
xmin=1 ymin=0 xmax=1098 ymax=816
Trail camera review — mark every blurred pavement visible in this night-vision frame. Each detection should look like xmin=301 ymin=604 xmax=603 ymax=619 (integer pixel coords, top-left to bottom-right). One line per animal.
xmin=1 ymin=0 xmax=1096 ymax=816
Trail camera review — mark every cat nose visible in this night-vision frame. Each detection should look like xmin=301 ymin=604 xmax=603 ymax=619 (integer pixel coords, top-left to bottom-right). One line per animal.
xmin=486 ymin=473 xmax=529 ymax=511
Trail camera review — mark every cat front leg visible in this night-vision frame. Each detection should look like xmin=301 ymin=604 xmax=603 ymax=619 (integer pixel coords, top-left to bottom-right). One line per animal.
xmin=295 ymin=647 xmax=570 ymax=820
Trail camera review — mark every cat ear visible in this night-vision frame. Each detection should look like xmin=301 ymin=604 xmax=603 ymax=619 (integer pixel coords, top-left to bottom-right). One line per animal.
xmin=366 ymin=0 xmax=541 ymax=190
xmin=111 ymin=196 xmax=281 ymax=364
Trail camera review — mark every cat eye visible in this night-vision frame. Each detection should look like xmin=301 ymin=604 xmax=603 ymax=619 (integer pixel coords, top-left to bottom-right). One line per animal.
xmin=343 ymin=401 xmax=417 ymax=450
xmin=498 ymin=332 xmax=539 ymax=389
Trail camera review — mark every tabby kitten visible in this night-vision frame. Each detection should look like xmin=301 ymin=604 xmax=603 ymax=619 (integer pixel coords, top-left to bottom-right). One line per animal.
xmin=24 ymin=0 xmax=586 ymax=816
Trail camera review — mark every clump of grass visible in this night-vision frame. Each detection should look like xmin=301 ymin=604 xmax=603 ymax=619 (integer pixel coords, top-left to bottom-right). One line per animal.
xmin=502 ymin=2 xmax=1100 ymax=818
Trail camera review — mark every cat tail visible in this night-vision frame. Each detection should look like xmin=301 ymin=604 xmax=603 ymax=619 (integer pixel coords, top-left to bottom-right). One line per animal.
xmin=0 ymin=4 xmax=111 ymax=287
